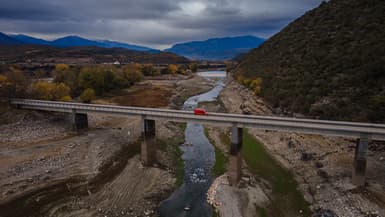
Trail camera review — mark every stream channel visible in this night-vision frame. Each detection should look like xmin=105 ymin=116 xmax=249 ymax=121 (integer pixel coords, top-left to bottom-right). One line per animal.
xmin=159 ymin=70 xmax=226 ymax=217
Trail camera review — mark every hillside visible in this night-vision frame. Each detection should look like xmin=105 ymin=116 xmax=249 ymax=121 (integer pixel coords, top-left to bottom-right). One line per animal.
xmin=7 ymin=34 xmax=155 ymax=52
xmin=0 ymin=32 xmax=22 ymax=45
xmin=166 ymin=35 xmax=265 ymax=60
xmin=233 ymin=0 xmax=385 ymax=123
xmin=10 ymin=34 xmax=52 ymax=46
xmin=0 ymin=45 xmax=189 ymax=65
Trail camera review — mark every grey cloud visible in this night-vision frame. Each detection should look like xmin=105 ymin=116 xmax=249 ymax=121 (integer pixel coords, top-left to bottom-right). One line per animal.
xmin=0 ymin=0 xmax=324 ymax=49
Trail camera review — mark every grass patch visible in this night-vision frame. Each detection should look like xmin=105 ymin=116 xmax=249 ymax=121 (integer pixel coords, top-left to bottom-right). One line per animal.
xmin=157 ymin=123 xmax=186 ymax=187
xmin=204 ymin=127 xmax=228 ymax=177
xmin=257 ymin=207 xmax=267 ymax=217
xmin=173 ymin=145 xmax=185 ymax=187
xmin=158 ymin=138 xmax=185 ymax=187
xmin=242 ymin=130 xmax=311 ymax=217
xmin=212 ymin=210 xmax=220 ymax=217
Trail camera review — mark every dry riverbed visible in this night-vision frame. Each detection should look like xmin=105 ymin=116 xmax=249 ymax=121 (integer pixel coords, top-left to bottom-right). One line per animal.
xmin=0 ymin=74 xmax=215 ymax=217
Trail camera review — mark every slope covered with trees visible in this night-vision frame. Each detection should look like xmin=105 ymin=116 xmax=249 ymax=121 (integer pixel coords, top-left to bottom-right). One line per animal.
xmin=233 ymin=0 xmax=385 ymax=122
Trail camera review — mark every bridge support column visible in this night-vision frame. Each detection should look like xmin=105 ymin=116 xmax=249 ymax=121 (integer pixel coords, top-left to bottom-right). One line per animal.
xmin=228 ymin=126 xmax=243 ymax=186
xmin=71 ymin=110 xmax=88 ymax=131
xmin=352 ymin=134 xmax=369 ymax=186
xmin=141 ymin=119 xmax=156 ymax=166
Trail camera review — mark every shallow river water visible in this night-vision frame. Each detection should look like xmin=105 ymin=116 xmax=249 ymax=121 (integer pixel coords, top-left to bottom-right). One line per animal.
xmin=159 ymin=71 xmax=226 ymax=217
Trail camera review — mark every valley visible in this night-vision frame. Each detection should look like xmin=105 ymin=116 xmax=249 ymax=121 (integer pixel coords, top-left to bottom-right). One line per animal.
xmin=1 ymin=0 xmax=384 ymax=216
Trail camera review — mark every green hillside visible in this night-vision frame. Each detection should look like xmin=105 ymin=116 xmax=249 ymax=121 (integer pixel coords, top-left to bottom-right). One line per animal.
xmin=233 ymin=0 xmax=385 ymax=123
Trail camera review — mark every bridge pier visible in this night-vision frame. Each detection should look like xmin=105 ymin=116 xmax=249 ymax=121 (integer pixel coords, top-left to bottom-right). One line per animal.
xmin=228 ymin=126 xmax=243 ymax=186
xmin=71 ymin=110 xmax=88 ymax=131
xmin=352 ymin=134 xmax=369 ymax=186
xmin=141 ymin=119 xmax=156 ymax=166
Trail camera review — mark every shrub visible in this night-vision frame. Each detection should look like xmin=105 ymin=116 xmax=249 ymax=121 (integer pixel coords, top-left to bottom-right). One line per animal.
xmin=79 ymin=88 xmax=95 ymax=103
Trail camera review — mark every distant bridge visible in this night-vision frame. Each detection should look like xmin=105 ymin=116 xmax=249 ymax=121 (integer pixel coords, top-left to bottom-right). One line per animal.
xmin=11 ymin=99 xmax=385 ymax=186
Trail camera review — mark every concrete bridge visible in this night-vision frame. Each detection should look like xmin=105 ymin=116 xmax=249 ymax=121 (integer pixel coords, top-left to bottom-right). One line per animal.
xmin=11 ymin=99 xmax=385 ymax=186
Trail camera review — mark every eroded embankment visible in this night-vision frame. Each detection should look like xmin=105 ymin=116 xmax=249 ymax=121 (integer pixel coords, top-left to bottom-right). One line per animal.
xmin=0 ymin=140 xmax=140 ymax=217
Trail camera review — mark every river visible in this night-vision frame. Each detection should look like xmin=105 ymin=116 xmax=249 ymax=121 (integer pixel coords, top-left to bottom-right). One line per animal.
xmin=159 ymin=70 xmax=226 ymax=217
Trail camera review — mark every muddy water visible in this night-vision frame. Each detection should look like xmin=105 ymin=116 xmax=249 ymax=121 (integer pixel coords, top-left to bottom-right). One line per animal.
xmin=158 ymin=71 xmax=226 ymax=217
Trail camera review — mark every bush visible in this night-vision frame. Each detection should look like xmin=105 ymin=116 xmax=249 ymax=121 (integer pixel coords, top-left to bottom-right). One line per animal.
xmin=30 ymin=81 xmax=71 ymax=101
xmin=79 ymin=88 xmax=95 ymax=103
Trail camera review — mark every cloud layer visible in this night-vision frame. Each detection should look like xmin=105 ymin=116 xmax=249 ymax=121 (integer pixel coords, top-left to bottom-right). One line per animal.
xmin=0 ymin=0 xmax=323 ymax=49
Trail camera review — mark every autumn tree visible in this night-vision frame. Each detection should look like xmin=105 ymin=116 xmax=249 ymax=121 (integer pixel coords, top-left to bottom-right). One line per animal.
xmin=53 ymin=64 xmax=79 ymax=95
xmin=167 ymin=64 xmax=178 ymax=74
xmin=122 ymin=64 xmax=143 ymax=85
xmin=30 ymin=81 xmax=71 ymax=101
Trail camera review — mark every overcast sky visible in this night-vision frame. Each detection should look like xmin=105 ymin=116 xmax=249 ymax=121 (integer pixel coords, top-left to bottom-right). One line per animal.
xmin=0 ymin=0 xmax=323 ymax=49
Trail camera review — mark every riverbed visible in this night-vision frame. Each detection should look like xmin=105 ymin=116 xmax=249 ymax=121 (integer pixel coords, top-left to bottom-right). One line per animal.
xmin=159 ymin=71 xmax=226 ymax=217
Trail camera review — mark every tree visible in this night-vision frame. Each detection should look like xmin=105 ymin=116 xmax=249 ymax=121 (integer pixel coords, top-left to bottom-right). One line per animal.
xmin=141 ymin=64 xmax=159 ymax=76
xmin=0 ymin=74 xmax=11 ymax=98
xmin=78 ymin=66 xmax=105 ymax=95
xmin=30 ymin=81 xmax=71 ymax=101
xmin=122 ymin=64 xmax=143 ymax=85
xmin=190 ymin=63 xmax=198 ymax=73
xmin=79 ymin=88 xmax=95 ymax=103
xmin=167 ymin=64 xmax=178 ymax=74
xmin=53 ymin=64 xmax=79 ymax=95
xmin=5 ymin=66 xmax=28 ymax=98
xmin=53 ymin=64 xmax=70 ymax=82
xmin=30 ymin=81 xmax=53 ymax=100
xmin=52 ymin=83 xmax=71 ymax=100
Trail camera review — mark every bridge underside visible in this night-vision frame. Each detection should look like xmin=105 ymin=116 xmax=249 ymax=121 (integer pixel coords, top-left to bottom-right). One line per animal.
xmin=67 ymin=111 xmax=372 ymax=186
xmin=141 ymin=119 xmax=156 ymax=166
xmin=71 ymin=112 xmax=88 ymax=131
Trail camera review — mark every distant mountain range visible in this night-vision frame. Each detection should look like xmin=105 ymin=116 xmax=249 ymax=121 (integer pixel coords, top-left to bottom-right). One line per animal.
xmin=5 ymin=34 xmax=156 ymax=52
xmin=1 ymin=33 xmax=265 ymax=60
xmin=165 ymin=35 xmax=265 ymax=60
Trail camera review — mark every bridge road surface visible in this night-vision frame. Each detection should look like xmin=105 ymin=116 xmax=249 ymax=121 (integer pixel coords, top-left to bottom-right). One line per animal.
xmin=10 ymin=99 xmax=385 ymax=141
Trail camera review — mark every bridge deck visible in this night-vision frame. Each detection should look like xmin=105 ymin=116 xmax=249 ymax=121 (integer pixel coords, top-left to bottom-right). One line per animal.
xmin=11 ymin=99 xmax=385 ymax=141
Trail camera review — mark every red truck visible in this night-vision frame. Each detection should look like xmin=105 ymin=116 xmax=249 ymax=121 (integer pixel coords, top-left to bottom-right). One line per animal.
xmin=194 ymin=108 xmax=208 ymax=115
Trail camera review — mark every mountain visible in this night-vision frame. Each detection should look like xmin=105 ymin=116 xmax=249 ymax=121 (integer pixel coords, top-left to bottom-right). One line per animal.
xmin=0 ymin=32 xmax=22 ymax=45
xmin=51 ymin=35 xmax=100 ymax=47
xmin=99 ymin=40 xmax=157 ymax=52
xmin=10 ymin=34 xmax=51 ymax=46
xmin=165 ymin=35 xmax=265 ymax=60
xmin=233 ymin=0 xmax=385 ymax=123
xmin=7 ymin=34 xmax=156 ymax=52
